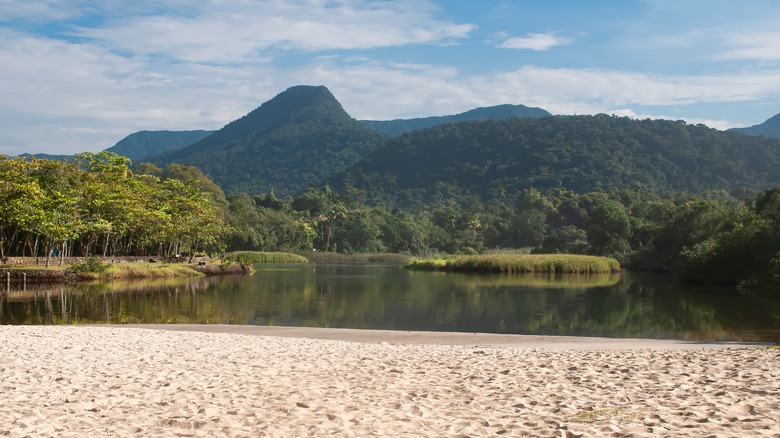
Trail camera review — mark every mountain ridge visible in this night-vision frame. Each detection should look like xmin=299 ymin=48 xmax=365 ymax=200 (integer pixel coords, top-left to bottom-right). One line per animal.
xmin=731 ymin=113 xmax=780 ymax=139
xmin=105 ymin=130 xmax=214 ymax=162
xmin=148 ymin=85 xmax=389 ymax=195
xmin=360 ymin=103 xmax=551 ymax=136
xmin=328 ymin=114 xmax=780 ymax=209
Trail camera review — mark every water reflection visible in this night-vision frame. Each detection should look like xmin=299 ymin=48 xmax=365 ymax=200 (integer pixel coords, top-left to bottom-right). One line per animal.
xmin=2 ymin=265 xmax=779 ymax=342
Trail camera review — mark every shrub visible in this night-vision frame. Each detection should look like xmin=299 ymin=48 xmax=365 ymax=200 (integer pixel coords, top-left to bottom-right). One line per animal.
xmin=66 ymin=256 xmax=110 ymax=275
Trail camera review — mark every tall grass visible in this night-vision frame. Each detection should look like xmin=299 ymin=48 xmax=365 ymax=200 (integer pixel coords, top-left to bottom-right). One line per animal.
xmin=406 ymin=254 xmax=620 ymax=274
xmin=301 ymin=252 xmax=411 ymax=264
xmin=223 ymin=251 xmax=309 ymax=264
xmin=81 ymin=262 xmax=204 ymax=280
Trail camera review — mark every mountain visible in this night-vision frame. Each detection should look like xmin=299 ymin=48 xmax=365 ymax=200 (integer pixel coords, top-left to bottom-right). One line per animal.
xmin=151 ymin=85 xmax=388 ymax=196
xmin=106 ymin=130 xmax=213 ymax=162
xmin=328 ymin=115 xmax=780 ymax=209
xmin=731 ymin=113 xmax=780 ymax=139
xmin=360 ymin=104 xmax=551 ymax=136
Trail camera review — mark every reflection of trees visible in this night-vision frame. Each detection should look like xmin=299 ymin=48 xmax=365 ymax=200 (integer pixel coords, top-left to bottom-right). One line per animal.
xmin=2 ymin=267 xmax=778 ymax=342
xmin=1 ymin=275 xmax=256 ymax=325
xmin=247 ymin=267 xmax=780 ymax=342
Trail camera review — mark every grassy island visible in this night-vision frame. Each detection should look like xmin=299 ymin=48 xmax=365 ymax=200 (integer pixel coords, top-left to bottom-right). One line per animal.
xmin=223 ymin=251 xmax=309 ymax=264
xmin=405 ymin=254 xmax=621 ymax=274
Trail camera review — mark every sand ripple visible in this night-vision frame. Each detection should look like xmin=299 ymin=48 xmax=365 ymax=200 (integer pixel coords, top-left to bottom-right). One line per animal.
xmin=1 ymin=326 xmax=779 ymax=437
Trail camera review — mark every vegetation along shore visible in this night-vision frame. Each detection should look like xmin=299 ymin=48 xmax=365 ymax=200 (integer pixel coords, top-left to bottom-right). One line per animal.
xmin=405 ymin=254 xmax=620 ymax=273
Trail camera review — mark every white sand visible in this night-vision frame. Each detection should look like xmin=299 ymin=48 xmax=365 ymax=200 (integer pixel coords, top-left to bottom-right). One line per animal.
xmin=1 ymin=326 xmax=778 ymax=437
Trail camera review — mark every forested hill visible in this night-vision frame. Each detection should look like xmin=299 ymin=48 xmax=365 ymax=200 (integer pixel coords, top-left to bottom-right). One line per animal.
xmin=329 ymin=114 xmax=780 ymax=208
xmin=360 ymin=104 xmax=551 ymax=136
xmin=105 ymin=130 xmax=213 ymax=162
xmin=150 ymin=85 xmax=388 ymax=196
xmin=731 ymin=113 xmax=780 ymax=139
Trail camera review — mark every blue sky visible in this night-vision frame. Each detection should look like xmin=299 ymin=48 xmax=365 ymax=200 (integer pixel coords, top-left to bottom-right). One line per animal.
xmin=2 ymin=0 xmax=780 ymax=156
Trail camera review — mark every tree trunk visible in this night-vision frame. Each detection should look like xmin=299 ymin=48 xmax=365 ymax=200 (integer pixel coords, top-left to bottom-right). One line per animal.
xmin=44 ymin=241 xmax=51 ymax=268
xmin=0 ymin=224 xmax=5 ymax=262
xmin=103 ymin=231 xmax=111 ymax=257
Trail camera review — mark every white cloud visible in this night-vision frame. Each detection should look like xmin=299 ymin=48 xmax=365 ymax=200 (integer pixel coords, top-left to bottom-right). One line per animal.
xmin=3 ymin=1 xmax=780 ymax=155
xmin=71 ymin=0 xmax=475 ymax=64
xmin=498 ymin=33 xmax=571 ymax=51
xmin=608 ymin=109 xmax=735 ymax=131
xmin=717 ymin=32 xmax=780 ymax=62
xmin=4 ymin=35 xmax=780 ymax=155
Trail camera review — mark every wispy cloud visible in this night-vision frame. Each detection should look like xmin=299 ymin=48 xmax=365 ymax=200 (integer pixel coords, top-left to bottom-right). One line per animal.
xmin=2 ymin=0 xmax=780 ymax=155
xmin=717 ymin=32 xmax=780 ymax=62
xmin=70 ymin=0 xmax=475 ymax=64
xmin=498 ymin=33 xmax=571 ymax=51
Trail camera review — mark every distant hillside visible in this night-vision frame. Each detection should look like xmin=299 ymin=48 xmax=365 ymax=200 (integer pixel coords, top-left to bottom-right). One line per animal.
xmin=106 ymin=130 xmax=213 ymax=162
xmin=360 ymin=104 xmax=551 ymax=136
xmin=731 ymin=113 xmax=780 ymax=139
xmin=329 ymin=115 xmax=780 ymax=208
xmin=152 ymin=85 xmax=388 ymax=196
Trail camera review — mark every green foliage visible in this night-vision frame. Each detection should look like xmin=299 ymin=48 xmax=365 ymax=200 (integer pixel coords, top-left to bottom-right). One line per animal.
xmin=152 ymin=86 xmax=388 ymax=196
xmin=675 ymin=208 xmax=780 ymax=287
xmin=66 ymin=256 xmax=110 ymax=274
xmin=302 ymin=252 xmax=410 ymax=264
xmin=406 ymin=254 xmax=621 ymax=273
xmin=0 ymin=152 xmax=228 ymax=262
xmin=107 ymin=130 xmax=213 ymax=161
xmin=223 ymin=251 xmax=308 ymax=264
xmin=360 ymin=103 xmax=551 ymax=136
xmin=329 ymin=115 xmax=780 ymax=209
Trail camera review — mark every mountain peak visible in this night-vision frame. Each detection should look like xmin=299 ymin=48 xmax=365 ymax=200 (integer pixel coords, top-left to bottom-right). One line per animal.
xmin=256 ymin=85 xmax=347 ymax=123
xmin=160 ymin=85 xmax=350 ymax=158
xmin=151 ymin=85 xmax=387 ymax=195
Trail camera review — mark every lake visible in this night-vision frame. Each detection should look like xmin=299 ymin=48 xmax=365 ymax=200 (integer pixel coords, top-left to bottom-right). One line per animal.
xmin=2 ymin=264 xmax=779 ymax=342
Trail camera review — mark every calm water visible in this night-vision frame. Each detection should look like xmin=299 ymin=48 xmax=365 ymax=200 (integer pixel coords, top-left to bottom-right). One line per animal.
xmin=2 ymin=264 xmax=779 ymax=342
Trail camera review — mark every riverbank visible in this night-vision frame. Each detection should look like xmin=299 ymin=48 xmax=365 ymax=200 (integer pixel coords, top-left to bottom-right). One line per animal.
xmin=1 ymin=325 xmax=777 ymax=437
xmin=0 ymin=260 xmax=250 ymax=285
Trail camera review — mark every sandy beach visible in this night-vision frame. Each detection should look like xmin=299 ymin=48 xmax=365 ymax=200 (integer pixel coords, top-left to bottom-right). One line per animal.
xmin=1 ymin=325 xmax=779 ymax=437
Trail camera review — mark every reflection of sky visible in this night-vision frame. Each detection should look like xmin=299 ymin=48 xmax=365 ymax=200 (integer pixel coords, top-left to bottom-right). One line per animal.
xmin=2 ymin=266 xmax=779 ymax=342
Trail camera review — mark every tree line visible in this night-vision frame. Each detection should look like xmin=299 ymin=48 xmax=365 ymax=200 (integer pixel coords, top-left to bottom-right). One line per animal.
xmin=3 ymin=154 xmax=779 ymax=289
xmin=0 ymin=152 xmax=225 ymax=266
xmin=226 ymin=184 xmax=780 ymax=289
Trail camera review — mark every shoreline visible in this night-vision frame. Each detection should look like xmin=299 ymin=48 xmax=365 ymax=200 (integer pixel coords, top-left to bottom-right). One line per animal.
xmin=115 ymin=324 xmax=773 ymax=350
xmin=2 ymin=325 xmax=778 ymax=436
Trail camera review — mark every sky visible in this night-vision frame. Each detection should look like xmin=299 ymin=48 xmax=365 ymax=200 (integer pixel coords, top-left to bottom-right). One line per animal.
xmin=2 ymin=0 xmax=780 ymax=156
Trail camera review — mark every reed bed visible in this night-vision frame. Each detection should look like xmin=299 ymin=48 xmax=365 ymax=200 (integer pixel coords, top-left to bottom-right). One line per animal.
xmin=406 ymin=254 xmax=620 ymax=274
xmin=301 ymin=252 xmax=411 ymax=264
xmin=87 ymin=263 xmax=204 ymax=280
xmin=223 ymin=251 xmax=309 ymax=264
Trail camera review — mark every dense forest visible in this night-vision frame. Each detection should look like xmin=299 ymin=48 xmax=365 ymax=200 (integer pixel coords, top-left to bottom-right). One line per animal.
xmin=224 ymin=184 xmax=780 ymax=289
xmin=2 ymin=153 xmax=779 ymax=289
xmin=150 ymin=86 xmax=388 ymax=196
xmin=360 ymin=103 xmax=551 ymax=136
xmin=105 ymin=130 xmax=213 ymax=161
xmin=0 ymin=152 xmax=226 ymax=266
xmin=330 ymin=115 xmax=780 ymax=209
